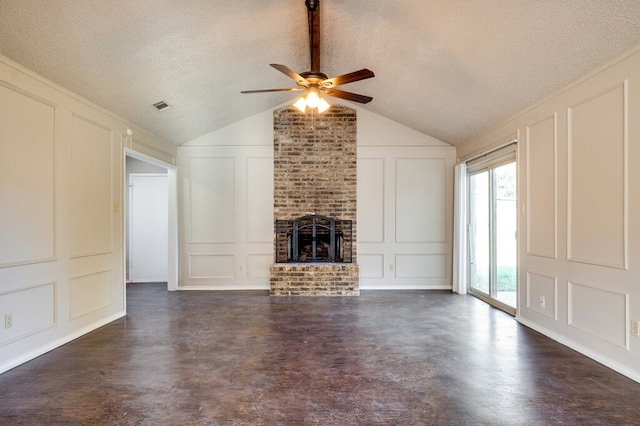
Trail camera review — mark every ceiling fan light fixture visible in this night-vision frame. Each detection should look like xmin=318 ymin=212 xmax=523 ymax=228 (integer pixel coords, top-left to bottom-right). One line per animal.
xmin=293 ymin=96 xmax=308 ymax=113
xmin=306 ymin=89 xmax=321 ymax=108
xmin=317 ymin=97 xmax=331 ymax=113
xmin=293 ymin=91 xmax=331 ymax=114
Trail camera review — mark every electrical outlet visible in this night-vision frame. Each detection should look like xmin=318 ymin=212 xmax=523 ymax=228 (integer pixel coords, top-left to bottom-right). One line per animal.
xmin=4 ymin=313 xmax=13 ymax=329
xmin=632 ymin=320 xmax=639 ymax=337
xmin=539 ymin=296 xmax=545 ymax=309
xmin=389 ymin=264 xmax=394 ymax=271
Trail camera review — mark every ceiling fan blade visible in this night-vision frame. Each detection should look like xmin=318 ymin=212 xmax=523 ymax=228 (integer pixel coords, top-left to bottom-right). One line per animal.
xmin=321 ymin=88 xmax=373 ymax=104
xmin=241 ymin=88 xmax=304 ymax=94
xmin=270 ymin=64 xmax=310 ymax=87
xmin=322 ymin=69 xmax=375 ymax=88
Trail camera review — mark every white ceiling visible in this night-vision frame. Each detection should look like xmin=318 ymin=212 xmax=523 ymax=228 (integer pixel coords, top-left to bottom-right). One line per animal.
xmin=2 ymin=1 xmax=640 ymax=146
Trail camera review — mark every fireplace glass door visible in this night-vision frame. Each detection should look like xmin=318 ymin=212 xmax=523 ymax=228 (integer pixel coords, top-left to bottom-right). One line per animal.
xmin=275 ymin=215 xmax=352 ymax=263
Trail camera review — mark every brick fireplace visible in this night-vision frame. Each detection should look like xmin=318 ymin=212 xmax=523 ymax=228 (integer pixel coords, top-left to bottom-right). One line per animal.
xmin=269 ymin=105 xmax=359 ymax=296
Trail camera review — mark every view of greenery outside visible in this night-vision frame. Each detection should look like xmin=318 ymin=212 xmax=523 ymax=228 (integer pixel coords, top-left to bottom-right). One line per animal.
xmin=496 ymin=162 xmax=517 ymax=294
xmin=497 ymin=265 xmax=516 ymax=291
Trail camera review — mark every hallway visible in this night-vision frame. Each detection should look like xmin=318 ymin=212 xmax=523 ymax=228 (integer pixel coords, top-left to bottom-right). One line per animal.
xmin=1 ymin=283 xmax=639 ymax=425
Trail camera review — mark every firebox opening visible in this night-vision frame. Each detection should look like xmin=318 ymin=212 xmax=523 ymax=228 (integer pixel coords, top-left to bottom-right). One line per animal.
xmin=291 ymin=230 xmax=344 ymax=262
xmin=275 ymin=215 xmax=352 ymax=263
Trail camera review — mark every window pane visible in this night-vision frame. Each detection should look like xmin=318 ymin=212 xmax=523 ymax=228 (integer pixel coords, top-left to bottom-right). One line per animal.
xmin=494 ymin=162 xmax=517 ymax=308
xmin=469 ymin=171 xmax=490 ymax=295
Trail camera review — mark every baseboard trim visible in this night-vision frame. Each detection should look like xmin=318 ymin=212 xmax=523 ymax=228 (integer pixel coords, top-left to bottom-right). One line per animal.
xmin=516 ymin=316 xmax=640 ymax=384
xmin=0 ymin=311 xmax=126 ymax=375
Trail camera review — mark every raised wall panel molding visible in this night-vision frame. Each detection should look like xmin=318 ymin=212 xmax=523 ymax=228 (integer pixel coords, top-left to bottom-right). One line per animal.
xmin=567 ymin=81 xmax=628 ymax=270
xmin=69 ymin=114 xmax=114 ymax=258
xmin=395 ymin=157 xmax=447 ymax=244
xmin=358 ymin=254 xmax=385 ymax=279
xmin=357 ymin=158 xmax=385 ymax=243
xmin=0 ymin=84 xmax=56 ymax=267
xmin=357 ymin=146 xmax=455 ymax=290
xmin=0 ymin=281 xmax=56 ymax=347
xmin=188 ymin=253 xmax=235 ymax=279
xmin=187 ymin=157 xmax=236 ymax=244
xmin=246 ymin=156 xmax=274 ymax=243
xmin=526 ymin=272 xmax=558 ymax=320
xmin=69 ymin=270 xmax=112 ymax=320
xmin=395 ymin=253 xmax=447 ymax=279
xmin=246 ymin=254 xmax=272 ymax=279
xmin=568 ymin=281 xmax=628 ymax=349
xmin=526 ymin=113 xmax=558 ymax=259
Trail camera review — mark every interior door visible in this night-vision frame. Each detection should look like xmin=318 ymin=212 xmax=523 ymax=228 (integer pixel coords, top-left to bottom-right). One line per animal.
xmin=467 ymin=157 xmax=517 ymax=314
xmin=128 ymin=173 xmax=168 ymax=282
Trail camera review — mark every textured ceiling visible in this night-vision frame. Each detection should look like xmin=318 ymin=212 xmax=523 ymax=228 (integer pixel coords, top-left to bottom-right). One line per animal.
xmin=2 ymin=1 xmax=640 ymax=146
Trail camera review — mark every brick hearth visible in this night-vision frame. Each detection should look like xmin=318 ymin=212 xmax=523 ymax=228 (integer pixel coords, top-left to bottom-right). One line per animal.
xmin=270 ymin=264 xmax=359 ymax=296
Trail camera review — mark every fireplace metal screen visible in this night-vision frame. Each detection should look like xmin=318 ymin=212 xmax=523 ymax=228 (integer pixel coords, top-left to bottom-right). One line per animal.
xmin=275 ymin=215 xmax=353 ymax=263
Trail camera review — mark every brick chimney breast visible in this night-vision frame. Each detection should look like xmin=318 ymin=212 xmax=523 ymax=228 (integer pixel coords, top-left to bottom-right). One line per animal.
xmin=270 ymin=105 xmax=359 ymax=296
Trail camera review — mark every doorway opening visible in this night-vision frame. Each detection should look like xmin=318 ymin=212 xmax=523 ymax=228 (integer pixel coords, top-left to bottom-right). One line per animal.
xmin=128 ymin=169 xmax=167 ymax=282
xmin=467 ymin=151 xmax=517 ymax=315
xmin=124 ymin=150 xmax=178 ymax=293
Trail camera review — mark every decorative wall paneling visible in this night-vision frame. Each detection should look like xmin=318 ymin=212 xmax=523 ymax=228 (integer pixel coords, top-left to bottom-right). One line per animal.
xmin=526 ymin=272 xmax=557 ymax=319
xmin=246 ymin=157 xmax=274 ymax=243
xmin=358 ymin=254 xmax=385 ymax=279
xmin=0 ymin=83 xmax=55 ymax=267
xmin=567 ymin=82 xmax=627 ymax=270
xmin=188 ymin=157 xmax=236 ymax=244
xmin=395 ymin=158 xmax=447 ymax=243
xmin=178 ymin=110 xmax=454 ymax=291
xmin=357 ymin=158 xmax=385 ymax=243
xmin=568 ymin=281 xmax=628 ymax=349
xmin=456 ymin=47 xmax=640 ymax=382
xmin=357 ymin=147 xmax=456 ymax=289
xmin=188 ymin=254 xmax=236 ymax=279
xmin=526 ymin=114 xmax=557 ymax=258
xmin=69 ymin=270 xmax=112 ymax=320
xmin=0 ymin=55 xmax=175 ymax=374
xmin=69 ymin=114 xmax=114 ymax=258
xmin=178 ymin=146 xmax=273 ymax=289
xmin=246 ymin=254 xmax=272 ymax=279
xmin=0 ymin=282 xmax=56 ymax=347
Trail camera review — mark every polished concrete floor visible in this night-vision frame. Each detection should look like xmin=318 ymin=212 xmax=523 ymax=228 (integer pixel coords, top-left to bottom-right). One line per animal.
xmin=1 ymin=283 xmax=639 ymax=425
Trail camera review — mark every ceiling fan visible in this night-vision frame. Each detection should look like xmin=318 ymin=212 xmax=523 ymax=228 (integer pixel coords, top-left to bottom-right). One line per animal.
xmin=241 ymin=0 xmax=374 ymax=112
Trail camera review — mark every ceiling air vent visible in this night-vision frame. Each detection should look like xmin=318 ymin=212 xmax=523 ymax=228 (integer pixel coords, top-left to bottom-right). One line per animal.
xmin=152 ymin=100 xmax=171 ymax=112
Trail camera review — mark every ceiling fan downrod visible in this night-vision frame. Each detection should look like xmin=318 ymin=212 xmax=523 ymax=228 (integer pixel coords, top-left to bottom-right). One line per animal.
xmin=305 ymin=0 xmax=319 ymax=12
xmin=306 ymin=0 xmax=320 ymax=72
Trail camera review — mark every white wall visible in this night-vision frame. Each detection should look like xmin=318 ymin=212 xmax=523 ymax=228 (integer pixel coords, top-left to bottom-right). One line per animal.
xmin=457 ymin=46 xmax=640 ymax=382
xmin=178 ymin=104 xmax=455 ymax=290
xmin=0 ymin=55 xmax=176 ymax=373
xmin=358 ymin=147 xmax=455 ymax=289
xmin=177 ymin=144 xmax=274 ymax=289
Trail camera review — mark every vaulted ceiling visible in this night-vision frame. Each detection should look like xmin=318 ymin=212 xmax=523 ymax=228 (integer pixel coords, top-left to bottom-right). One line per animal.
xmin=2 ymin=1 xmax=640 ymax=146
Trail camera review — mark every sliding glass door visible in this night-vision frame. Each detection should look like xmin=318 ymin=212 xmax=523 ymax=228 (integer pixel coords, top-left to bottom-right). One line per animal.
xmin=468 ymin=156 xmax=517 ymax=314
